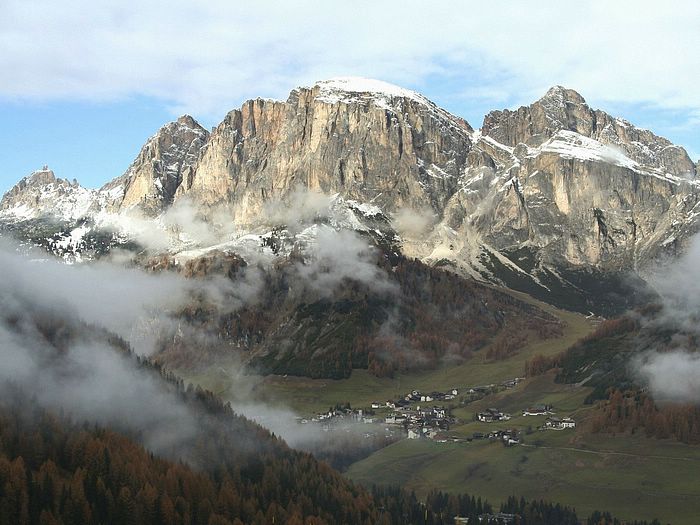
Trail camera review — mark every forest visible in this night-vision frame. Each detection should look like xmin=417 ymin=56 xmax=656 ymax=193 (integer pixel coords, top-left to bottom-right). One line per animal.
xmin=151 ymin=249 xmax=562 ymax=379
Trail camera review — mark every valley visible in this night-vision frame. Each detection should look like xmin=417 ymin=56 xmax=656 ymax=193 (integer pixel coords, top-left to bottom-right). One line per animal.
xmin=179 ymin=293 xmax=700 ymax=525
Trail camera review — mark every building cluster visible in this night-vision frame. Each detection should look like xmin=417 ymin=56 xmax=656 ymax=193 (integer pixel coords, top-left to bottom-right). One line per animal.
xmin=299 ymin=406 xmax=382 ymax=427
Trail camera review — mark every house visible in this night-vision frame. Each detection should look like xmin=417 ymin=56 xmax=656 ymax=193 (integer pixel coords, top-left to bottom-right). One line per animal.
xmin=478 ymin=512 xmax=517 ymax=524
xmin=477 ymin=412 xmax=494 ymax=422
xmin=477 ymin=408 xmax=510 ymax=422
xmin=545 ymin=417 xmax=576 ymax=430
xmin=407 ymin=429 xmax=421 ymax=439
xmin=371 ymin=402 xmax=381 ymax=409
xmin=523 ymin=404 xmax=554 ymax=416
xmin=433 ymin=407 xmax=447 ymax=419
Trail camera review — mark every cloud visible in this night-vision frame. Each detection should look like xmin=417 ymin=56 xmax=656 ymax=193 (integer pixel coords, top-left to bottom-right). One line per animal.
xmin=264 ymin=187 xmax=333 ymax=231
xmin=648 ymin=234 xmax=700 ymax=333
xmin=634 ymin=351 xmax=700 ymax=403
xmin=391 ymin=207 xmax=437 ymax=238
xmin=2 ymin=0 xmax=700 ymax=126
xmin=0 ymin=239 xmax=260 ymax=355
xmin=296 ymin=226 xmax=396 ymax=297
xmin=0 ymin=240 xmax=191 ymax=353
xmin=0 ymin=257 xmax=200 ymax=456
xmin=0 ymin=237 xmax=381 ymax=456
xmin=98 ymin=197 xmax=237 ymax=252
xmin=633 ymin=235 xmax=700 ymax=401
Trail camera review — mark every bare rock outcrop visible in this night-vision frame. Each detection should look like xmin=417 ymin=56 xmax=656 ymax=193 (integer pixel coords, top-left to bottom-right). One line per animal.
xmin=102 ymin=115 xmax=210 ymax=215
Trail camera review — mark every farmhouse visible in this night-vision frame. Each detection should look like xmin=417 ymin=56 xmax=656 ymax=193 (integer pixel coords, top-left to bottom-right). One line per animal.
xmin=522 ymin=404 xmax=554 ymax=416
xmin=477 ymin=408 xmax=511 ymax=422
xmin=488 ymin=429 xmax=521 ymax=446
xmin=478 ymin=512 xmax=517 ymax=523
xmin=544 ymin=417 xmax=576 ymax=430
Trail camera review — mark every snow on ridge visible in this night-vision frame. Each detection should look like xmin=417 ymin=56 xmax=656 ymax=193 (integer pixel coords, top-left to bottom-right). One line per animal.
xmin=534 ymin=130 xmax=639 ymax=170
xmin=312 ymin=77 xmax=431 ymax=106
xmin=530 ymin=130 xmax=699 ymax=187
xmin=1 ymin=181 xmax=97 ymax=222
xmin=307 ymin=77 xmax=471 ymax=134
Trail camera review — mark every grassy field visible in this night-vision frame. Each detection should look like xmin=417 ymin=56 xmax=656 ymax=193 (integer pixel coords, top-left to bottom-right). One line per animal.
xmin=346 ymin=426 xmax=700 ymax=524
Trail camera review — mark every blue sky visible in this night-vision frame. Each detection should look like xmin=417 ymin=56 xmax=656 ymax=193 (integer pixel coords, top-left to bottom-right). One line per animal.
xmin=2 ymin=1 xmax=699 ymax=194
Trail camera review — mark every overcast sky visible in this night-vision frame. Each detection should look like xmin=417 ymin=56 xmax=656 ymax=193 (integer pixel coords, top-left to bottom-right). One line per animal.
xmin=1 ymin=0 xmax=699 ymax=193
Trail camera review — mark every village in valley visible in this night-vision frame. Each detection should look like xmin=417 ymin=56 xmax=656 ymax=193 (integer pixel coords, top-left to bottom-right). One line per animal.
xmin=297 ymin=375 xmax=577 ymax=448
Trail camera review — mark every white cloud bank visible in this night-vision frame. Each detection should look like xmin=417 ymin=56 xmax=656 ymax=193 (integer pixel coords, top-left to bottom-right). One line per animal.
xmin=2 ymin=0 xmax=700 ymax=125
xmin=633 ymin=236 xmax=700 ymax=402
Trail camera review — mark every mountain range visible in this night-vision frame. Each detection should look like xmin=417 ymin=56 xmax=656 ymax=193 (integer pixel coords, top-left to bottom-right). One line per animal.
xmin=2 ymin=77 xmax=698 ymax=314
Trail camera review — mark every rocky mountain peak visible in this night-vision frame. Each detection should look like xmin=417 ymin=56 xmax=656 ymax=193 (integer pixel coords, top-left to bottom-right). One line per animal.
xmin=25 ymin=165 xmax=57 ymax=185
xmin=0 ymin=166 xmax=94 ymax=222
xmin=539 ymin=85 xmax=587 ymax=106
xmin=3 ymin=79 xmax=700 ymax=316
xmin=176 ymin=114 xmax=199 ymax=127
xmin=101 ymin=115 xmax=210 ymax=215
xmin=175 ymin=77 xmax=474 ymax=218
xmin=481 ymin=85 xmax=596 ymax=148
xmin=481 ymin=86 xmax=695 ymax=176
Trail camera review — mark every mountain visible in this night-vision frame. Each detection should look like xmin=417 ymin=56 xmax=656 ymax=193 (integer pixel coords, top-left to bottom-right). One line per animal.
xmin=2 ymin=77 xmax=699 ymax=313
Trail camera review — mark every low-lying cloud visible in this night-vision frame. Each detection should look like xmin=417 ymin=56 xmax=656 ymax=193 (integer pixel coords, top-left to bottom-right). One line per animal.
xmin=264 ymin=187 xmax=333 ymax=231
xmin=634 ymin=351 xmax=700 ymax=403
xmin=99 ymin=197 xmax=237 ymax=252
xmin=1 ymin=240 xmax=192 ymax=353
xmin=0 ymin=247 xmax=201 ymax=456
xmin=633 ymin=235 xmax=700 ymax=402
xmin=0 ymin=230 xmax=385 ymax=453
xmin=296 ymin=226 xmax=396 ymax=297
xmin=391 ymin=207 xmax=436 ymax=238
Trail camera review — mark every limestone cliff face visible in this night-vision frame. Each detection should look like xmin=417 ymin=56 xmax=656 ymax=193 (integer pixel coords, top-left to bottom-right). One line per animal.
xmin=168 ymin=81 xmax=699 ymax=277
xmin=102 ymin=115 xmax=209 ymax=215
xmin=176 ymin=78 xmax=473 ymax=226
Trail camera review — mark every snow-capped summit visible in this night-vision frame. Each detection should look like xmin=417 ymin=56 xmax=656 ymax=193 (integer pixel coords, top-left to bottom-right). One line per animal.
xmin=311 ymin=76 xmax=432 ymax=107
